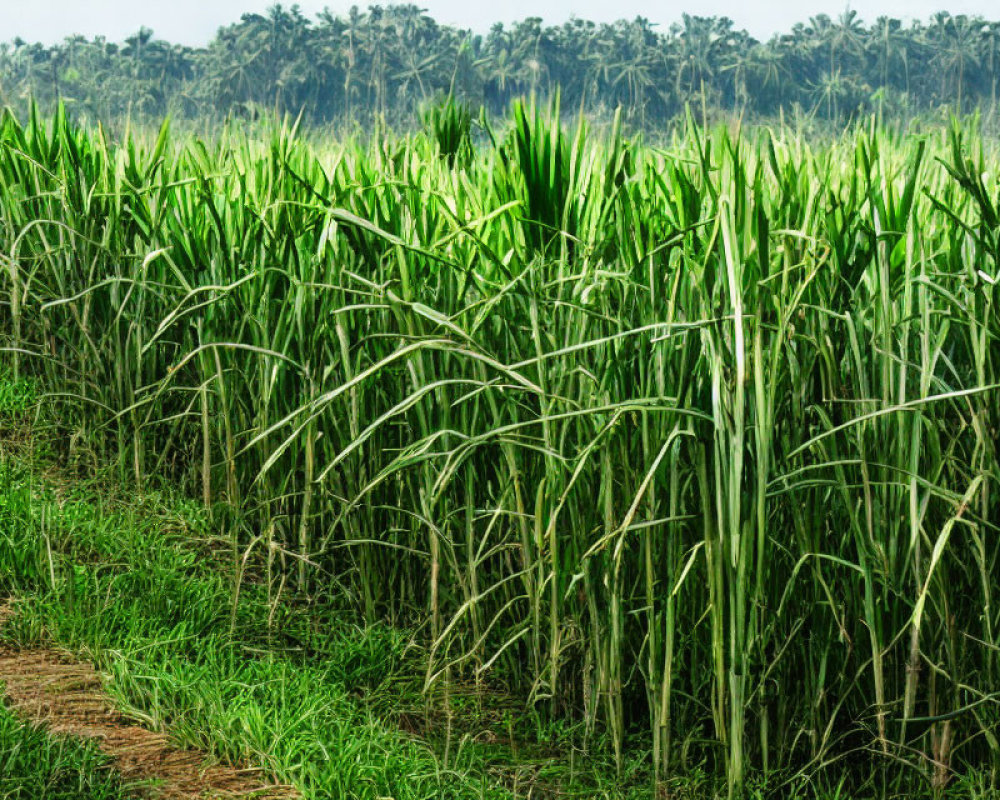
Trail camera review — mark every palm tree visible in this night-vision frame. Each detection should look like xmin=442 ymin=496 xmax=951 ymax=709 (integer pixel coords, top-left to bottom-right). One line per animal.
xmin=745 ymin=44 xmax=786 ymax=111
xmin=871 ymin=17 xmax=910 ymax=94
xmin=603 ymin=18 xmax=662 ymax=124
xmin=508 ymin=17 xmax=549 ymax=97
xmin=672 ymin=15 xmax=730 ymax=104
xmin=983 ymin=22 xmax=1000 ymax=116
xmin=717 ymin=29 xmax=759 ymax=112
xmin=929 ymin=12 xmax=983 ymax=111
xmin=829 ymin=9 xmax=866 ymax=78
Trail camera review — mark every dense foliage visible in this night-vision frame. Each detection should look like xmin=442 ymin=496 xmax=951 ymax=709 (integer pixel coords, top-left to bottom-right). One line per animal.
xmin=0 ymin=458 xmax=510 ymax=800
xmin=3 ymin=103 xmax=1000 ymax=798
xmin=4 ymin=5 xmax=1000 ymax=125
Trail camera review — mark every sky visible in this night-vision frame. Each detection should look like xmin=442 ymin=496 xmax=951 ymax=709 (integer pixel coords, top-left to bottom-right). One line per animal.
xmin=4 ymin=0 xmax=998 ymax=46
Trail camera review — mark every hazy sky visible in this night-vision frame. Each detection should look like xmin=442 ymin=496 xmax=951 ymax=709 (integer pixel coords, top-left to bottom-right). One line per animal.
xmin=5 ymin=0 xmax=998 ymax=45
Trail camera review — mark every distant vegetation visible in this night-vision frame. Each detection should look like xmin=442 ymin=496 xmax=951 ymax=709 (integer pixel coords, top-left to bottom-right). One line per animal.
xmin=3 ymin=5 xmax=1000 ymax=126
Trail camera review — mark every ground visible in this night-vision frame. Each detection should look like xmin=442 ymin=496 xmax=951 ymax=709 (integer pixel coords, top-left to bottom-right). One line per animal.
xmin=0 ymin=373 xmax=652 ymax=800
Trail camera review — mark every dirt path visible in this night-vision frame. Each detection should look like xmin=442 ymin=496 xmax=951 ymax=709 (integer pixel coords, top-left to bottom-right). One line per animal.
xmin=0 ymin=601 xmax=298 ymax=800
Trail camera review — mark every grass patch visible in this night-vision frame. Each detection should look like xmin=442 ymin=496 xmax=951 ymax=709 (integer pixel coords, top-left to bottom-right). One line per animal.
xmin=0 ymin=437 xmax=666 ymax=798
xmin=0 ymin=456 xmax=512 ymax=799
xmin=0 ymin=371 xmax=37 ymax=418
xmin=0 ymin=702 xmax=136 ymax=800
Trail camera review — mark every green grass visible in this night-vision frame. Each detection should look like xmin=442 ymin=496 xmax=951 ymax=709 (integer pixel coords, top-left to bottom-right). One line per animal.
xmin=0 ymin=374 xmax=36 ymax=418
xmin=0 ymin=702 xmax=136 ymax=800
xmin=0 ymin=445 xmax=656 ymax=799
xmin=0 ymin=458 xmax=517 ymax=800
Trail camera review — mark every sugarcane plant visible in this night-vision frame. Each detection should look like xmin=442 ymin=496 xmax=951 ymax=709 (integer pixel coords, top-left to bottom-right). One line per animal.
xmin=2 ymin=100 xmax=1000 ymax=798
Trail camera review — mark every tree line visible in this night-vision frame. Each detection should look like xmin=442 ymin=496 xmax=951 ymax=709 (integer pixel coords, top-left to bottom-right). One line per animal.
xmin=1 ymin=4 xmax=998 ymax=126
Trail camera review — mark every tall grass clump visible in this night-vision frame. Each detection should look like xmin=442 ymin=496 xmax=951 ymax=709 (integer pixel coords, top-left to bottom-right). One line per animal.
xmin=2 ymin=100 xmax=1000 ymax=797
xmin=420 ymin=95 xmax=474 ymax=166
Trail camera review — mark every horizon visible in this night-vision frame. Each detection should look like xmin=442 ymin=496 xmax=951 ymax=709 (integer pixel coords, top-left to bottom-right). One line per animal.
xmin=5 ymin=0 xmax=999 ymax=47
